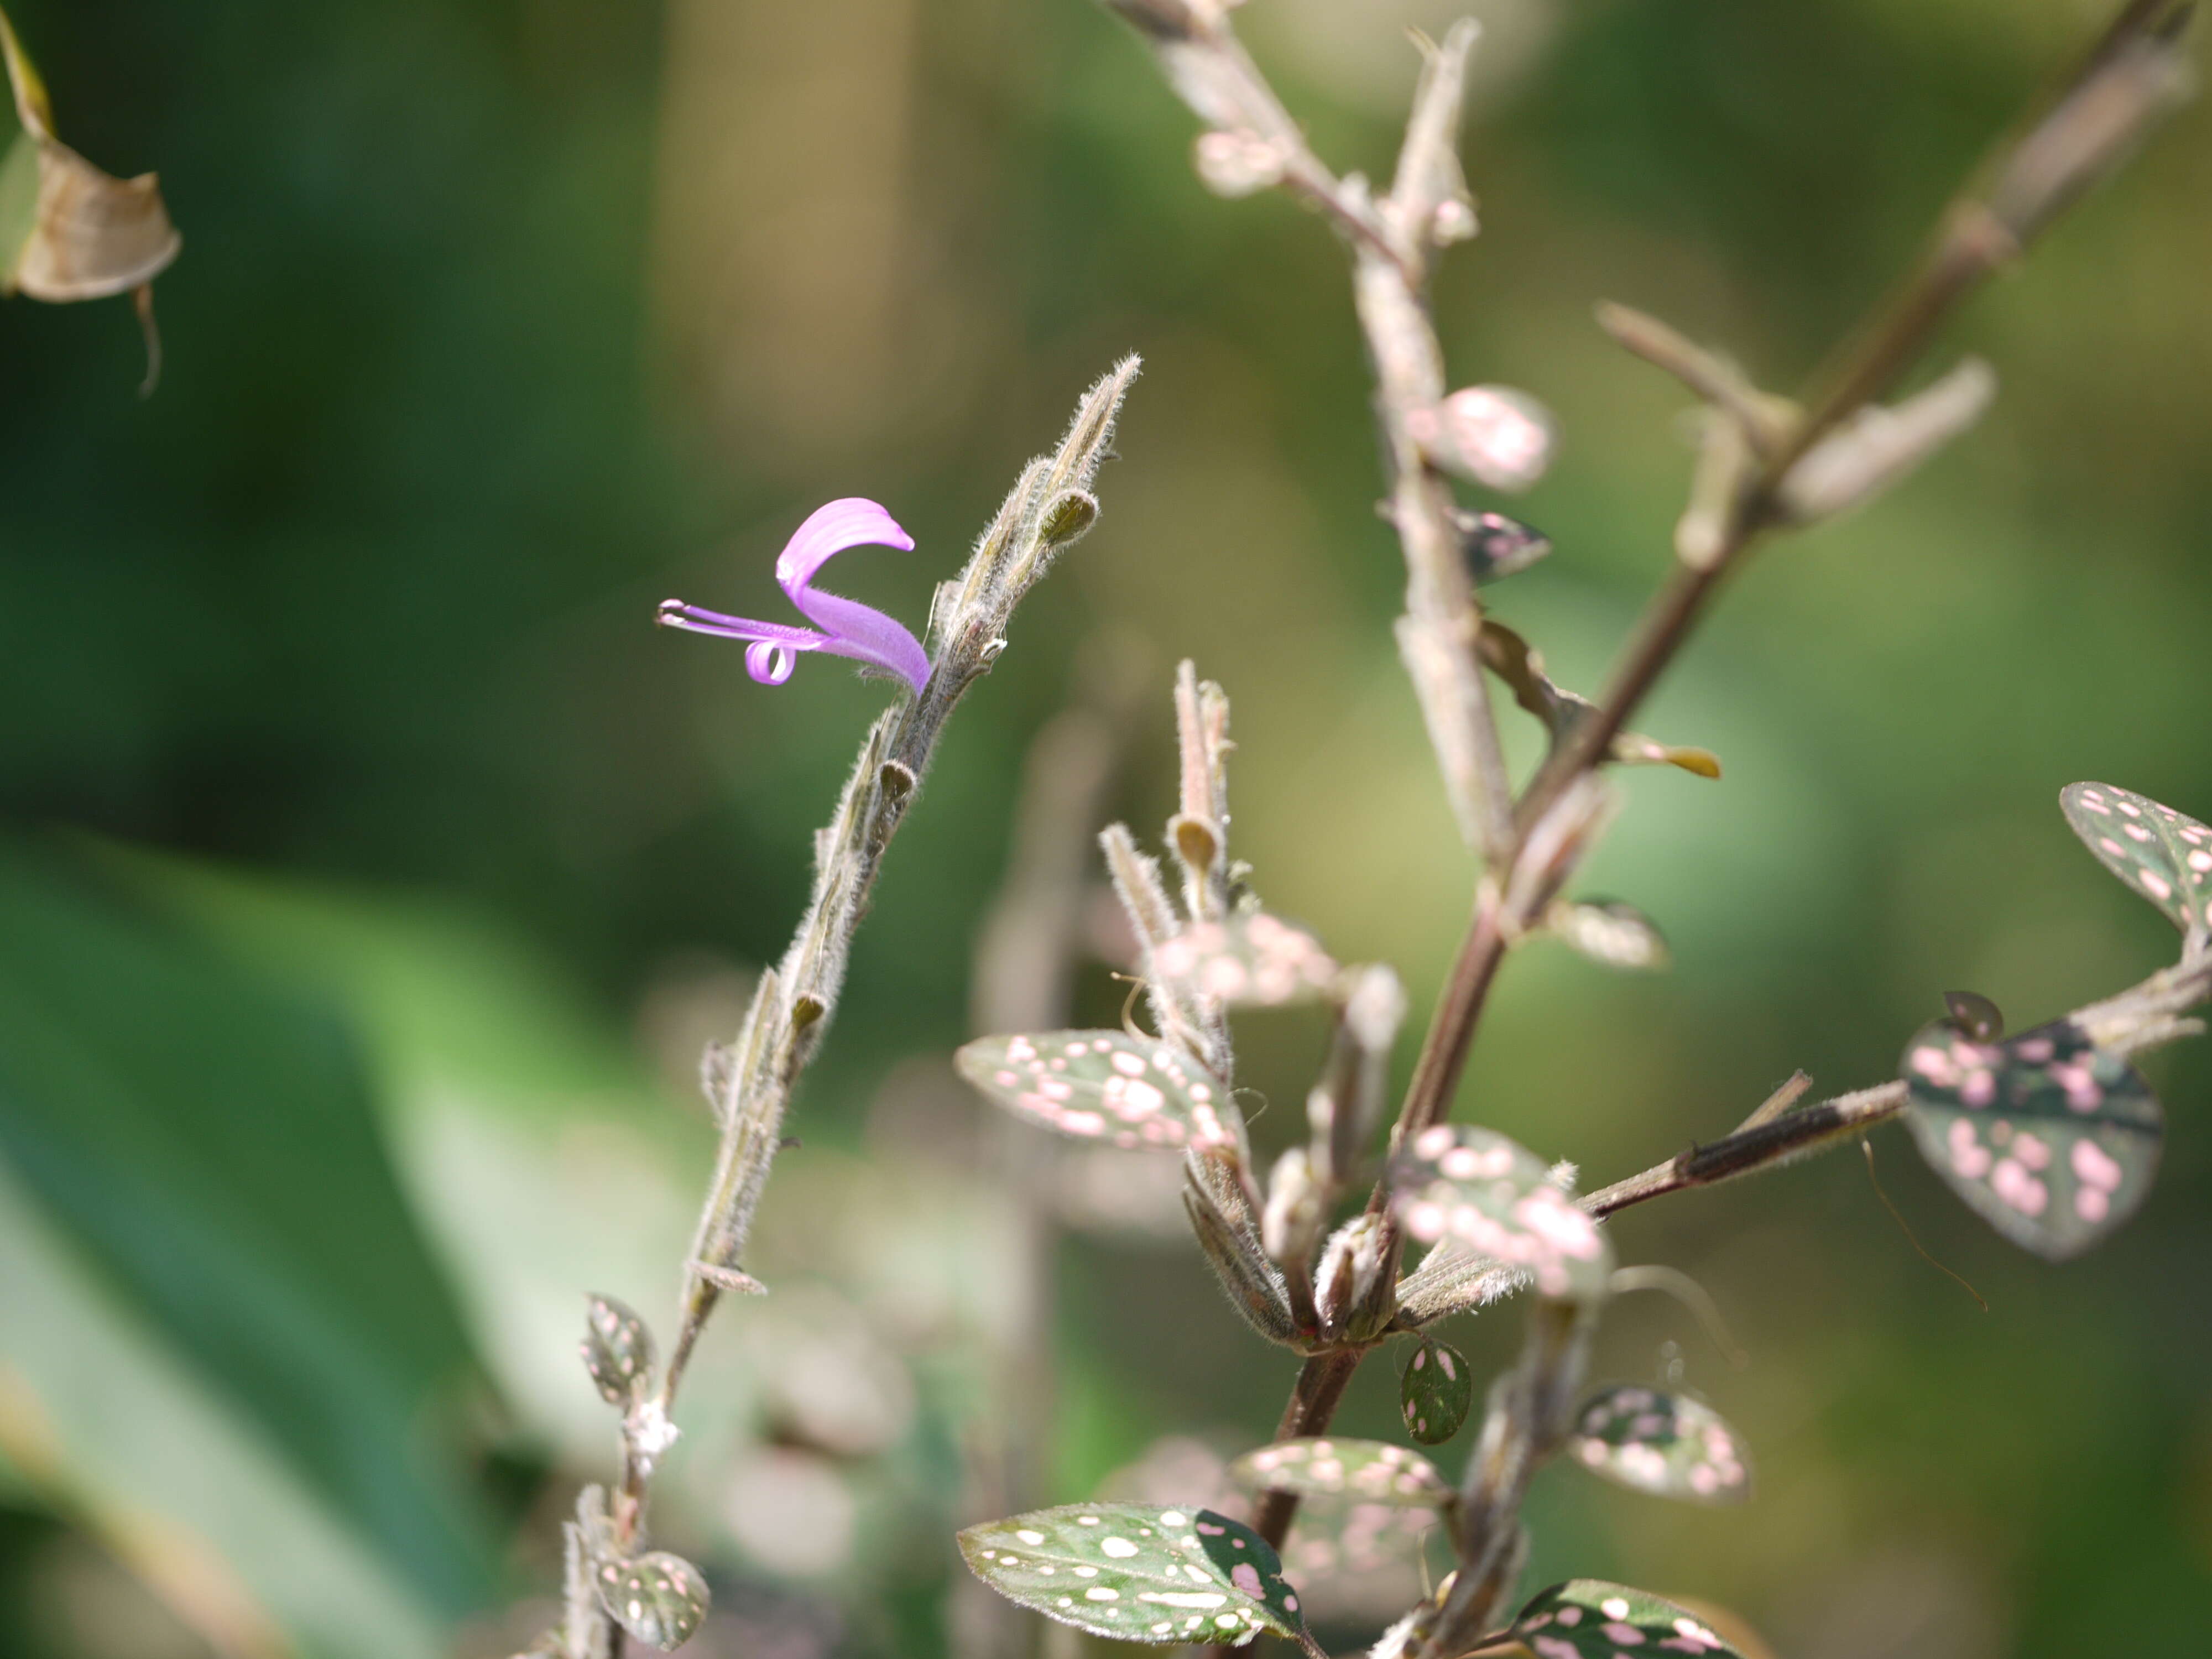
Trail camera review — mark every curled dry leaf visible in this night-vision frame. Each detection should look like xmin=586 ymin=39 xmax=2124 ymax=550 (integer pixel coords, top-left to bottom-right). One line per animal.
xmin=1 ymin=7 xmax=181 ymax=390
xmin=956 ymin=1029 xmax=1239 ymax=1151
xmin=1568 ymin=1385 xmax=1752 ymax=1504
xmin=1902 ymin=1015 xmax=2162 ymax=1260
xmin=959 ymin=1503 xmax=1308 ymax=1647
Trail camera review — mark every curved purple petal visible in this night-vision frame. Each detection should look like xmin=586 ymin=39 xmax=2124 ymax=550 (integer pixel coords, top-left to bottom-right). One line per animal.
xmin=745 ymin=641 xmax=797 ymax=685
xmin=787 ymin=587 xmax=931 ymax=696
xmin=776 ymin=498 xmax=915 ymax=597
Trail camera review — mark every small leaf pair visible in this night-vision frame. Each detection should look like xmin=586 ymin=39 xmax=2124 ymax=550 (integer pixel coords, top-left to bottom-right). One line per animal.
xmin=958 ymin=1504 xmax=1307 ymax=1647
xmin=1479 ymin=620 xmax=1720 ymax=781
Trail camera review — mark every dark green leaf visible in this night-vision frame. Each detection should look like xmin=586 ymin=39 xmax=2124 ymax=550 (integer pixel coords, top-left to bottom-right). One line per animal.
xmin=1457 ymin=509 xmax=1552 ymax=583
xmin=1152 ymin=912 xmax=1340 ymax=1007
xmin=955 ymin=1030 xmax=1237 ymax=1150
xmin=1902 ymin=1016 xmax=2161 ymax=1259
xmin=1389 ymin=1125 xmax=1614 ymax=1300
xmin=958 ymin=1504 xmax=1307 ymax=1646
xmin=1512 ymin=1580 xmax=1741 ymax=1658
xmin=1943 ymin=990 xmax=2005 ymax=1042
xmin=1400 ymin=1334 xmax=1474 ymax=1444
xmin=2060 ymin=781 xmax=2212 ymax=937
xmin=581 ymin=1293 xmax=654 ymax=1408
xmin=1568 ymin=1386 xmax=1752 ymax=1504
xmin=1230 ymin=1437 xmax=1449 ymax=1507
xmin=595 ymin=1551 xmax=709 ymax=1650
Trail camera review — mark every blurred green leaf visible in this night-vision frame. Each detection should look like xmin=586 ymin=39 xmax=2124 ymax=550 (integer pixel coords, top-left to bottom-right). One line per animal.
xmin=1901 ymin=1015 xmax=2162 ymax=1260
xmin=594 ymin=1549 xmax=709 ymax=1651
xmin=956 ymin=1030 xmax=1234 ymax=1151
xmin=1567 ymin=1386 xmax=1752 ymax=1505
xmin=0 ymin=1158 xmax=446 ymax=1658
xmin=1152 ymin=913 xmax=1340 ymax=1008
xmin=0 ymin=840 xmax=501 ymax=1614
xmin=1230 ymin=1437 xmax=1448 ymax=1507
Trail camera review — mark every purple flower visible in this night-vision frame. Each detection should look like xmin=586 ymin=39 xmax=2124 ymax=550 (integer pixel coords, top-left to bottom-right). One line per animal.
xmin=658 ymin=498 xmax=932 ymax=695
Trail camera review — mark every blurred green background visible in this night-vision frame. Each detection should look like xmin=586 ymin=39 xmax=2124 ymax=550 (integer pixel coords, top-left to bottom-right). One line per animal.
xmin=2 ymin=1 xmax=2209 ymax=1655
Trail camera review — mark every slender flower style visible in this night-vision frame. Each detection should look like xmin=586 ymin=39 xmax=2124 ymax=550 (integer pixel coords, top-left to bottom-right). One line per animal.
xmin=657 ymin=497 xmax=932 ymax=695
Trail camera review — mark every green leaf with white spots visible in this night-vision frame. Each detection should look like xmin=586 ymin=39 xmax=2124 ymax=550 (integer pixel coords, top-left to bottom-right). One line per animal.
xmin=1388 ymin=1126 xmax=1614 ymax=1301
xmin=580 ymin=1293 xmax=654 ymax=1408
xmin=1901 ymin=1016 xmax=2162 ymax=1260
xmin=957 ymin=1504 xmax=1308 ymax=1647
xmin=1229 ymin=1438 xmax=1450 ymax=1507
xmin=1567 ymin=1386 xmax=1752 ymax=1504
xmin=1152 ymin=912 xmax=1340 ymax=1006
xmin=2061 ymin=781 xmax=2212 ymax=940
xmin=593 ymin=1551 xmax=709 ymax=1651
xmin=1400 ymin=1334 xmax=1474 ymax=1445
xmin=1512 ymin=1580 xmax=1741 ymax=1659
xmin=956 ymin=1030 xmax=1238 ymax=1151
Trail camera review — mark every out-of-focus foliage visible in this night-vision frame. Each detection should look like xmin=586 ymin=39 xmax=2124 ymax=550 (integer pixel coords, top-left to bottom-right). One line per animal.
xmin=0 ymin=1 xmax=2208 ymax=1657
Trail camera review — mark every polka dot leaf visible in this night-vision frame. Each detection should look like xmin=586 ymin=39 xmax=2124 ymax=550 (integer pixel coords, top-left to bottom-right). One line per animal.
xmin=1389 ymin=1126 xmax=1614 ymax=1301
xmin=954 ymin=1031 xmax=1238 ymax=1151
xmin=957 ymin=1503 xmax=1308 ymax=1647
xmin=580 ymin=1293 xmax=654 ymax=1408
xmin=593 ymin=1550 xmax=709 ymax=1651
xmin=1901 ymin=1015 xmax=2162 ymax=1260
xmin=1512 ymin=1580 xmax=1740 ymax=1658
xmin=1151 ymin=912 xmax=1340 ymax=1007
xmin=2060 ymin=781 xmax=2212 ymax=940
xmin=1229 ymin=1437 xmax=1451 ymax=1507
xmin=1567 ymin=1386 xmax=1752 ymax=1505
xmin=1400 ymin=1334 xmax=1474 ymax=1446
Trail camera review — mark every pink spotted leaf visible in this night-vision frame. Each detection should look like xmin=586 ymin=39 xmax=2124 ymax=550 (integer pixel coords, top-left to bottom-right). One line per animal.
xmin=1389 ymin=1126 xmax=1614 ymax=1301
xmin=2060 ymin=781 xmax=2212 ymax=942
xmin=1901 ymin=1016 xmax=2162 ymax=1260
xmin=1152 ymin=912 xmax=1340 ymax=1008
xmin=958 ymin=1504 xmax=1307 ymax=1647
xmin=593 ymin=1551 xmax=709 ymax=1651
xmin=579 ymin=1293 xmax=654 ymax=1408
xmin=1567 ymin=1386 xmax=1752 ymax=1505
xmin=1512 ymin=1580 xmax=1741 ymax=1659
xmin=1400 ymin=1333 xmax=1474 ymax=1446
xmin=954 ymin=1030 xmax=1239 ymax=1152
xmin=1229 ymin=1437 xmax=1451 ymax=1509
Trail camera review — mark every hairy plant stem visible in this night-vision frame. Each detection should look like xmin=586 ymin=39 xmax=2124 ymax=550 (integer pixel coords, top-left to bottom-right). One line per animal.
xmin=570 ymin=362 xmax=1139 ymax=1659
xmin=1098 ymin=0 xmax=2194 ymax=1561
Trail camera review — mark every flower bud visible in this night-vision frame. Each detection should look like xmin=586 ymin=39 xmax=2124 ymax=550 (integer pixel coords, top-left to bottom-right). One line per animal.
xmin=1406 ymin=386 xmax=1556 ymax=492
xmin=1193 ymin=129 xmax=1287 ymax=197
